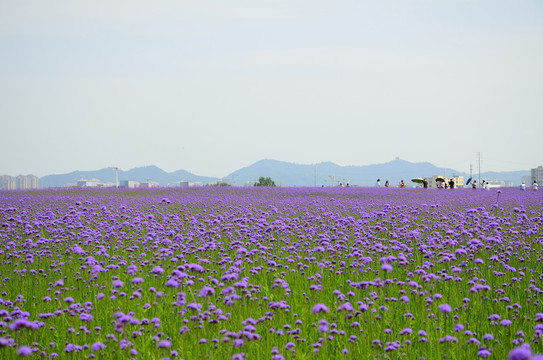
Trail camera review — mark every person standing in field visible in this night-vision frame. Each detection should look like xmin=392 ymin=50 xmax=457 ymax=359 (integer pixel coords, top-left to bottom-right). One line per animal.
xmin=472 ymin=180 xmax=477 ymax=189
xmin=521 ymin=181 xmax=526 ymax=191
xmin=534 ymin=180 xmax=539 ymax=191
xmin=385 ymin=181 xmax=389 ymax=187
xmin=400 ymin=180 xmax=405 ymax=188
xmin=376 ymin=179 xmax=381 ymax=187
xmin=448 ymin=179 xmax=454 ymax=189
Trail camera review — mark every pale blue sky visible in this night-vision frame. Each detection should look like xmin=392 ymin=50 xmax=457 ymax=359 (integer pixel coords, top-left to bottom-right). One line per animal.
xmin=1 ymin=0 xmax=542 ymax=177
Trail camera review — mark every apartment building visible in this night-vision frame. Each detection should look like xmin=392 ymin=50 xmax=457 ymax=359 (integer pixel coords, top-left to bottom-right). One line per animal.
xmin=532 ymin=166 xmax=543 ymax=185
xmin=0 ymin=175 xmax=38 ymax=190
xmin=0 ymin=175 xmax=16 ymax=190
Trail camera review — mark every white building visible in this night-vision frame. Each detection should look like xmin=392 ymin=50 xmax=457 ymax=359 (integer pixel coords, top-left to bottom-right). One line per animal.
xmin=77 ymin=178 xmax=102 ymax=187
xmin=141 ymin=180 xmax=159 ymax=188
xmin=120 ymin=180 xmax=140 ymax=188
xmin=0 ymin=175 xmax=16 ymax=190
xmin=485 ymin=180 xmax=505 ymax=189
xmin=170 ymin=181 xmax=189 ymax=187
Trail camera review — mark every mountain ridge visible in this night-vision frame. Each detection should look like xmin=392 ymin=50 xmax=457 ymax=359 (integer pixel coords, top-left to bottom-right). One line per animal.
xmin=36 ymin=159 xmax=529 ymax=188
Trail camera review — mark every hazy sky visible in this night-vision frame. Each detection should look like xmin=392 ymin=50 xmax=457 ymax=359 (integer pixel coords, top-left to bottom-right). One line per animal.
xmin=1 ymin=0 xmax=542 ymax=177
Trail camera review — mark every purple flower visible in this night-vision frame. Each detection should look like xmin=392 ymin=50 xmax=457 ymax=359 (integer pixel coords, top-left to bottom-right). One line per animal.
xmin=311 ymin=303 xmax=329 ymax=314
xmin=165 ymin=279 xmax=179 ymax=288
xmin=17 ymin=346 xmax=32 ymax=356
xmin=508 ymin=345 xmax=531 ymax=360
xmin=478 ymin=348 xmax=492 ymax=358
xmin=381 ymin=264 xmax=393 ymax=272
xmin=157 ymin=340 xmax=171 ymax=348
xmin=112 ymin=280 xmax=123 ymax=288
xmin=79 ymin=313 xmax=93 ymax=322
xmin=336 ymin=302 xmax=354 ymax=312
xmin=438 ymin=335 xmax=458 ymax=343
xmin=150 ymin=266 xmax=164 ymax=275
xmin=233 ymin=339 xmax=244 ymax=347
xmin=453 ymin=323 xmax=464 ymax=332
xmin=91 ymin=342 xmax=105 ymax=352
xmin=199 ymin=286 xmax=215 ymax=297
xmin=9 ymin=319 xmax=37 ymax=331
xmin=187 ymin=263 xmax=204 ymax=272
xmin=438 ymin=304 xmax=452 ymax=313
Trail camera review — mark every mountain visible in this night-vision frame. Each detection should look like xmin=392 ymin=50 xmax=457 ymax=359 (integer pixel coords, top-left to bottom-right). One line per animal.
xmin=227 ymin=158 xmax=469 ymax=186
xmin=38 ymin=159 xmax=530 ymax=188
xmin=39 ymin=166 xmax=219 ymax=188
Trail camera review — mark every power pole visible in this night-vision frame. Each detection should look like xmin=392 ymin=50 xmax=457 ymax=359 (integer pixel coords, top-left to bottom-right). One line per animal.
xmin=478 ymin=152 xmax=481 ymax=185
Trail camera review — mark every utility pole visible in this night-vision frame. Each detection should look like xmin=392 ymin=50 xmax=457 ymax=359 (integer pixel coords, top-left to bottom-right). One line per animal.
xmin=470 ymin=164 xmax=473 ymax=179
xmin=478 ymin=152 xmax=481 ymax=185
xmin=115 ymin=167 xmax=119 ymax=188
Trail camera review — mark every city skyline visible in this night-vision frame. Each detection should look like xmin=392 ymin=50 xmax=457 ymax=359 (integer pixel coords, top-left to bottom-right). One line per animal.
xmin=1 ymin=1 xmax=542 ymax=178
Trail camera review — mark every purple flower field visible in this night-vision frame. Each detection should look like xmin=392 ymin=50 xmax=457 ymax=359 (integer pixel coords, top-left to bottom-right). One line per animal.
xmin=0 ymin=187 xmax=542 ymax=359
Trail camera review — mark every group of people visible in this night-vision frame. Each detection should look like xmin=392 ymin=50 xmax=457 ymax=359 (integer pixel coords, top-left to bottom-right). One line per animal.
xmin=436 ymin=178 xmax=455 ymax=189
xmin=470 ymin=180 xmax=490 ymax=190
xmin=466 ymin=179 xmax=538 ymax=191
xmin=376 ymin=179 xmax=405 ymax=188
xmin=521 ymin=180 xmax=538 ymax=191
xmin=375 ymin=178 xmax=540 ymax=191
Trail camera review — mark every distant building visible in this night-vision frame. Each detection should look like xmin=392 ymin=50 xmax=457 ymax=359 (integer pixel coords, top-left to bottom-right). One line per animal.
xmin=140 ymin=180 xmax=159 ymax=188
xmin=19 ymin=175 xmax=39 ymax=189
xmin=170 ymin=181 xmax=189 ymax=188
xmin=1 ymin=175 xmax=39 ymax=190
xmin=448 ymin=175 xmax=464 ymax=189
xmin=0 ymin=175 xmax=16 ymax=190
xmin=119 ymin=180 xmax=140 ymax=188
xmin=76 ymin=178 xmax=101 ymax=187
xmin=485 ymin=180 xmax=505 ymax=189
xmin=1 ymin=175 xmax=38 ymax=190
xmin=532 ymin=166 xmax=543 ymax=185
